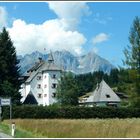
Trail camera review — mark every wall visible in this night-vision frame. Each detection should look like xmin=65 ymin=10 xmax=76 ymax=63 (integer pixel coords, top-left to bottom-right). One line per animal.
xmin=44 ymin=70 xmax=61 ymax=106
xmin=30 ymin=72 xmax=43 ymax=105
xmin=20 ymin=70 xmax=61 ymax=106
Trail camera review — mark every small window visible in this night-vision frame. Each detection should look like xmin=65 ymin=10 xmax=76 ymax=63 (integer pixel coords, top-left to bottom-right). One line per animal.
xmin=44 ymin=84 xmax=47 ymax=88
xmin=52 ymin=83 xmax=57 ymax=89
xmin=52 ymin=93 xmax=56 ymax=98
xmin=20 ymin=85 xmax=24 ymax=89
xmin=52 ymin=74 xmax=56 ymax=79
xmin=37 ymin=76 xmax=41 ymax=80
xmin=44 ymin=75 xmax=47 ymax=79
xmin=44 ymin=94 xmax=47 ymax=97
xmin=38 ymin=93 xmax=42 ymax=98
xmin=37 ymin=84 xmax=41 ymax=89
xmin=106 ymin=94 xmax=110 ymax=98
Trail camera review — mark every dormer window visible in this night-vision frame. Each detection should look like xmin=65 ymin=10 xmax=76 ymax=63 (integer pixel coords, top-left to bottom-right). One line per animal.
xmin=52 ymin=74 xmax=56 ymax=79
xmin=37 ymin=76 xmax=41 ymax=80
xmin=106 ymin=94 xmax=110 ymax=98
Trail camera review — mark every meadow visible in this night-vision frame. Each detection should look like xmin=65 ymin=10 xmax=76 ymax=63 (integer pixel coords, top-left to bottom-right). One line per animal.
xmin=3 ymin=118 xmax=140 ymax=138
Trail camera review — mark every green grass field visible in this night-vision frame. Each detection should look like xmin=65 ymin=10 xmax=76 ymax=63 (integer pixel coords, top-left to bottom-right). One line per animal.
xmin=3 ymin=118 xmax=140 ymax=138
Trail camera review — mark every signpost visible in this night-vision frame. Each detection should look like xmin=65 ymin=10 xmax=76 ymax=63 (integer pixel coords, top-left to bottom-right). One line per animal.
xmin=0 ymin=106 xmax=1 ymax=114
xmin=0 ymin=97 xmax=14 ymax=136
xmin=0 ymin=97 xmax=12 ymax=121
xmin=0 ymin=99 xmax=1 ymax=122
xmin=1 ymin=98 xmax=11 ymax=106
xmin=0 ymin=106 xmax=1 ymax=122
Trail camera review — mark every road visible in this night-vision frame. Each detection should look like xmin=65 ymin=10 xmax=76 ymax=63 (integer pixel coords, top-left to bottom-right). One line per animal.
xmin=0 ymin=131 xmax=12 ymax=138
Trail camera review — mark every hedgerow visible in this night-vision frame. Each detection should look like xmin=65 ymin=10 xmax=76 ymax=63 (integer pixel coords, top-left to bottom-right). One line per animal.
xmin=2 ymin=105 xmax=140 ymax=119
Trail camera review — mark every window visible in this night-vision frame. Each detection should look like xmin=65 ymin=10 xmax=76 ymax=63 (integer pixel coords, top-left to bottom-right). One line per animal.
xmin=106 ymin=94 xmax=110 ymax=98
xmin=38 ymin=93 xmax=42 ymax=98
xmin=37 ymin=76 xmax=41 ymax=80
xmin=52 ymin=93 xmax=56 ymax=98
xmin=44 ymin=94 xmax=47 ymax=97
xmin=52 ymin=74 xmax=56 ymax=79
xmin=20 ymin=85 xmax=24 ymax=89
xmin=44 ymin=75 xmax=47 ymax=79
xmin=52 ymin=83 xmax=57 ymax=89
xmin=44 ymin=84 xmax=47 ymax=88
xmin=37 ymin=84 xmax=41 ymax=89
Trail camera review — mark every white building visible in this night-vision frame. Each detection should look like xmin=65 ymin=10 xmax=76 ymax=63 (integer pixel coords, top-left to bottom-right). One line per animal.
xmin=20 ymin=53 xmax=62 ymax=106
xmin=79 ymin=80 xmax=121 ymax=107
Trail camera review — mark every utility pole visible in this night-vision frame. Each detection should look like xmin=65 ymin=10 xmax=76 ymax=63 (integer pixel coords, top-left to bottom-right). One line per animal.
xmin=10 ymin=97 xmax=12 ymax=122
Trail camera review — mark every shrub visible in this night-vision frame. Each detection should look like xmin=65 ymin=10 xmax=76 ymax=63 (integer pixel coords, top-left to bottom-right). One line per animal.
xmin=2 ymin=105 xmax=140 ymax=119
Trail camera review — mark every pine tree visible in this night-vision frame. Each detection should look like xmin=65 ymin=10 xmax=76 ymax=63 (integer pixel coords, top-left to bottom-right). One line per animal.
xmin=0 ymin=27 xmax=22 ymax=105
xmin=124 ymin=16 xmax=140 ymax=95
xmin=109 ymin=69 xmax=119 ymax=86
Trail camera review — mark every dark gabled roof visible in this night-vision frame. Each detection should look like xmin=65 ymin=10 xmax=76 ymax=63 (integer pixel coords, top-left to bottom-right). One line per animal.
xmin=23 ymin=91 xmax=38 ymax=105
xmin=39 ymin=62 xmax=62 ymax=72
xmin=25 ymin=53 xmax=62 ymax=83
xmin=25 ymin=61 xmax=62 ymax=83
xmin=27 ymin=61 xmax=44 ymax=73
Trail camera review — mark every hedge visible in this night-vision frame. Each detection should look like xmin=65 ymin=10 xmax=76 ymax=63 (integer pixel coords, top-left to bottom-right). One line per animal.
xmin=1 ymin=105 xmax=140 ymax=119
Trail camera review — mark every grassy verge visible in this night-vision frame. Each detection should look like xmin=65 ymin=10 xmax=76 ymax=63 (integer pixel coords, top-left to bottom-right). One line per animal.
xmin=0 ymin=122 xmax=11 ymax=135
xmin=0 ymin=121 xmax=35 ymax=138
xmin=13 ymin=128 xmax=36 ymax=138
xmin=3 ymin=118 xmax=140 ymax=138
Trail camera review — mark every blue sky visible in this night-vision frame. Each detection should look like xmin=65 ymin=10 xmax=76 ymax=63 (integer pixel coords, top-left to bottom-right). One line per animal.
xmin=0 ymin=2 xmax=140 ymax=67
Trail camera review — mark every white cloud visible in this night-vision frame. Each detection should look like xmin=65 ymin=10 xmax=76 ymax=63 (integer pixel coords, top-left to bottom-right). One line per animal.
xmin=8 ymin=19 xmax=86 ymax=56
xmin=48 ymin=2 xmax=91 ymax=30
xmin=0 ymin=2 xmax=94 ymax=56
xmin=0 ymin=6 xmax=7 ymax=28
xmin=94 ymin=13 xmax=112 ymax=25
xmin=92 ymin=33 xmax=109 ymax=45
xmin=7 ymin=2 xmax=91 ymax=56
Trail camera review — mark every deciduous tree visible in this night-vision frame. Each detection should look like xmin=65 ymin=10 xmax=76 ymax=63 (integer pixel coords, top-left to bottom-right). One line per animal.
xmin=124 ymin=16 xmax=140 ymax=95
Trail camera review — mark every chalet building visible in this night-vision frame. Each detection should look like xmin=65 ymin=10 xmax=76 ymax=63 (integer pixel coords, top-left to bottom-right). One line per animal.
xmin=79 ymin=80 xmax=121 ymax=107
xmin=19 ymin=53 xmax=62 ymax=106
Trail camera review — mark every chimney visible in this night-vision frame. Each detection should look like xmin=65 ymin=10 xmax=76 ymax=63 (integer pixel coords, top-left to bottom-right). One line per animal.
xmin=38 ymin=57 xmax=42 ymax=63
xmin=48 ymin=51 xmax=54 ymax=64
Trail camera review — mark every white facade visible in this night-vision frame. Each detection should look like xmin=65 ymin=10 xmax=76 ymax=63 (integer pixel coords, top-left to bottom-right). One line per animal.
xmin=20 ymin=54 xmax=62 ymax=106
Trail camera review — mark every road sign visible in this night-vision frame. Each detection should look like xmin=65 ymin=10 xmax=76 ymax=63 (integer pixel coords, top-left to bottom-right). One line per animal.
xmin=1 ymin=98 xmax=11 ymax=106
xmin=0 ymin=97 xmax=12 ymax=122
xmin=0 ymin=106 xmax=1 ymax=114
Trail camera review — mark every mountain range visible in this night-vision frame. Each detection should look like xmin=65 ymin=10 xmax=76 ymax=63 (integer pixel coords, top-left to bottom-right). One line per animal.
xmin=18 ymin=50 xmax=115 ymax=75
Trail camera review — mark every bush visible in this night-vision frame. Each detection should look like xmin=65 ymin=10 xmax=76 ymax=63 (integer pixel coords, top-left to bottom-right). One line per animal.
xmin=2 ymin=105 xmax=140 ymax=119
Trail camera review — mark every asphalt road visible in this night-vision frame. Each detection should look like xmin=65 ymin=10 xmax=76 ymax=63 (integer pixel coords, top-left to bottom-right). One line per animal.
xmin=0 ymin=132 xmax=12 ymax=138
